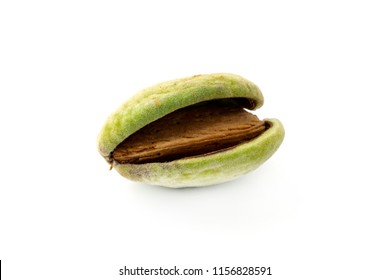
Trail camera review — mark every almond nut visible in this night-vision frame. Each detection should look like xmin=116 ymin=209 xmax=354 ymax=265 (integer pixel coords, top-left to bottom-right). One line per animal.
xmin=97 ymin=73 xmax=284 ymax=187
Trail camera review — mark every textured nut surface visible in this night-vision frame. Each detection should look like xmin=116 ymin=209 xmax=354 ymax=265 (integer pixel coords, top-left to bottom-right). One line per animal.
xmin=112 ymin=102 xmax=267 ymax=164
xmin=97 ymin=73 xmax=284 ymax=188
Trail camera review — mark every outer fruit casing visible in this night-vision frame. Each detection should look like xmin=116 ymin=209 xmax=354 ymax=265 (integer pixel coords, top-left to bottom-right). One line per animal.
xmin=97 ymin=73 xmax=284 ymax=187
xmin=114 ymin=118 xmax=284 ymax=187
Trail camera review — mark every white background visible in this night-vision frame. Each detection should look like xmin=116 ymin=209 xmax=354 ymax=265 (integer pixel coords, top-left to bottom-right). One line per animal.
xmin=1 ymin=0 xmax=389 ymax=279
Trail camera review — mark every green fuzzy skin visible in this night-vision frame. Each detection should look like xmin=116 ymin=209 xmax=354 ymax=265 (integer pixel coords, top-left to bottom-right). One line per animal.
xmin=97 ymin=73 xmax=263 ymax=161
xmin=97 ymin=73 xmax=284 ymax=188
xmin=114 ymin=118 xmax=284 ymax=188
